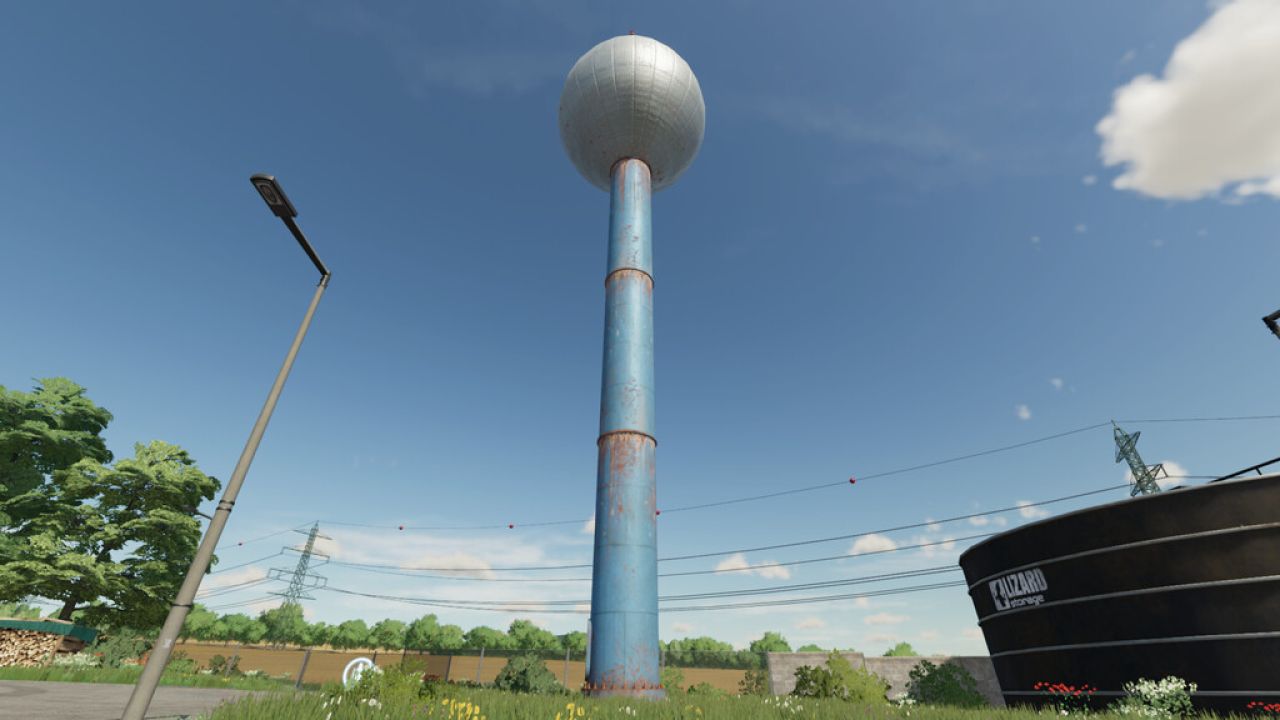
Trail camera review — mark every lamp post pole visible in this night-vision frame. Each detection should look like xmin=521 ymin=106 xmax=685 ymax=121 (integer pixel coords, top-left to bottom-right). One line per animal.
xmin=122 ymin=175 xmax=330 ymax=720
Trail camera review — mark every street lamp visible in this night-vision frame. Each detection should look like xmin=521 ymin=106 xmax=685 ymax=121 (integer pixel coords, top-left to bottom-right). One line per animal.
xmin=122 ymin=174 xmax=332 ymax=720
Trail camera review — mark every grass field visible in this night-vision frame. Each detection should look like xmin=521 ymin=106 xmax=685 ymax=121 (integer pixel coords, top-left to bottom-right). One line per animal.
xmin=203 ymin=686 xmax=1261 ymax=720
xmin=0 ymin=664 xmax=313 ymax=691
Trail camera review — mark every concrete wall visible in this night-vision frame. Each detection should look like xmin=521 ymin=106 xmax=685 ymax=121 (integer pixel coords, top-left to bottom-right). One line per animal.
xmin=765 ymin=652 xmax=1003 ymax=707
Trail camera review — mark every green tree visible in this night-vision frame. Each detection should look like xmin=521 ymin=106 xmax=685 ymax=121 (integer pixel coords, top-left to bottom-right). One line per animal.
xmin=0 ymin=379 xmax=112 ymax=530
xmin=181 ymin=604 xmax=219 ymax=640
xmin=370 ymin=619 xmax=408 ymax=650
xmin=664 ymin=636 xmax=736 ymax=668
xmin=508 ymin=619 xmax=561 ymax=652
xmin=260 ymin=603 xmax=308 ymax=646
xmin=221 ymin=613 xmax=263 ymax=644
xmin=404 ymin=614 xmax=440 ymax=651
xmin=434 ymin=623 xmax=465 ymax=651
xmin=559 ymin=630 xmax=587 ymax=657
xmin=906 ymin=659 xmax=985 ymax=707
xmin=332 ymin=619 xmax=370 ymax=649
xmin=0 ymin=440 xmax=219 ymax=625
xmin=463 ymin=624 xmax=513 ymax=651
xmin=749 ymin=631 xmax=792 ymax=654
xmin=493 ymin=653 xmax=564 ymax=694
xmin=883 ymin=641 xmax=917 ymax=657
xmin=305 ymin=621 xmax=334 ymax=647
xmin=0 ymin=601 xmax=44 ymax=619
xmin=796 ymin=644 xmax=825 ymax=652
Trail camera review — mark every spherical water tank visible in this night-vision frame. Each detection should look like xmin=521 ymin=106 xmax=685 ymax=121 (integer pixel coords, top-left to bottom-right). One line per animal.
xmin=559 ymin=35 xmax=705 ymax=192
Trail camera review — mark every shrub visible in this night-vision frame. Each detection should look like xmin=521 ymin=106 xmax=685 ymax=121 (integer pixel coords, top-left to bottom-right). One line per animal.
xmin=791 ymin=651 xmax=888 ymax=703
xmin=739 ymin=667 xmax=769 ymax=695
xmin=1111 ymin=676 xmax=1196 ymax=719
xmin=686 ymin=681 xmax=728 ymax=697
xmin=907 ymin=659 xmax=985 ymax=708
xmin=336 ymin=664 xmax=432 ymax=708
xmin=492 ymin=653 xmax=564 ymax=694
xmin=89 ymin=631 xmax=151 ymax=668
xmin=206 ymin=654 xmax=241 ymax=676
xmin=660 ymin=665 xmax=685 ymax=692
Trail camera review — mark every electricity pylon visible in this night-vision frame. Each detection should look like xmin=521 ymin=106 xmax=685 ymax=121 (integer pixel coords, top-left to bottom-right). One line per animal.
xmin=268 ymin=522 xmax=329 ymax=606
xmin=1113 ymin=422 xmax=1167 ymax=496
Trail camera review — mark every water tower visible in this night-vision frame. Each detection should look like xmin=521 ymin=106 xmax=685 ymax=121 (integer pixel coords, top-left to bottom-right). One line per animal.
xmin=559 ymin=34 xmax=705 ymax=698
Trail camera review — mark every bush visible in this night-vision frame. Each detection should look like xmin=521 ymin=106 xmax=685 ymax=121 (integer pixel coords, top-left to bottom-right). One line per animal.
xmin=739 ymin=667 xmax=769 ymax=695
xmin=791 ymin=651 xmax=888 ymax=703
xmin=906 ymin=659 xmax=985 ymax=708
xmin=660 ymin=665 xmax=685 ymax=692
xmin=336 ymin=664 xmax=433 ymax=708
xmin=1111 ymin=676 xmax=1196 ymax=718
xmin=492 ymin=653 xmax=564 ymax=694
xmin=206 ymin=654 xmax=241 ymax=676
xmin=89 ymin=631 xmax=151 ymax=668
xmin=686 ymin=681 xmax=728 ymax=697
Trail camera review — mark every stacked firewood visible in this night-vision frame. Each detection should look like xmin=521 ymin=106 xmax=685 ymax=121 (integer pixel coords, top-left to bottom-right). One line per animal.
xmin=0 ymin=629 xmax=64 ymax=667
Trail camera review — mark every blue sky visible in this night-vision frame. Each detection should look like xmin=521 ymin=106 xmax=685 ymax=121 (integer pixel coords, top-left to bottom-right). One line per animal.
xmin=4 ymin=1 xmax=1280 ymax=655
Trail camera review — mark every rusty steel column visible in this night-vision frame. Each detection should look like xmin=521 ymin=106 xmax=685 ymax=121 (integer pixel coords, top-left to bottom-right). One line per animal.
xmin=586 ymin=157 xmax=662 ymax=698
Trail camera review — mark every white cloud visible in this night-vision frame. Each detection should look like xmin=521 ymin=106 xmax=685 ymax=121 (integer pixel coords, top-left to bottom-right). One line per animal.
xmin=969 ymin=515 xmax=989 ymax=527
xmin=1074 ymin=223 xmax=1088 ymax=234
xmin=1017 ymin=501 xmax=1050 ymax=519
xmin=714 ymin=553 xmax=792 ymax=580
xmin=849 ymin=533 xmax=899 ymax=556
xmin=1119 ymin=49 xmax=1138 ymax=65
xmin=1152 ymin=238 xmax=1166 ymax=248
xmin=916 ymin=536 xmax=957 ymax=558
xmin=402 ymin=552 xmax=497 ymax=580
xmin=853 ymin=597 xmax=871 ymax=609
xmin=1016 ymin=404 xmax=1032 ymax=421
xmin=582 ymin=515 xmax=595 ymax=535
xmin=865 ymin=612 xmax=909 ymax=626
xmin=796 ymin=617 xmax=827 ymax=630
xmin=1030 ymin=235 xmax=1041 ymax=245
xmin=962 ymin=628 xmax=985 ymax=640
xmin=672 ymin=622 xmax=693 ymax=634
xmin=865 ymin=633 xmax=899 ymax=646
xmin=1082 ymin=174 xmax=1098 ymax=186
xmin=200 ymin=566 xmax=266 ymax=592
xmin=1050 ymin=377 xmax=1064 ymax=391
xmin=993 ymin=516 xmax=1008 ymax=527
xmin=1097 ymin=0 xmax=1280 ymax=200
xmin=918 ymin=630 xmax=940 ymax=641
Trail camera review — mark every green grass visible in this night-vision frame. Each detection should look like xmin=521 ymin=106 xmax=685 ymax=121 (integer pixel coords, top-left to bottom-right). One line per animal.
xmin=202 ymin=686 xmax=1260 ymax=720
xmin=0 ymin=664 xmax=313 ymax=691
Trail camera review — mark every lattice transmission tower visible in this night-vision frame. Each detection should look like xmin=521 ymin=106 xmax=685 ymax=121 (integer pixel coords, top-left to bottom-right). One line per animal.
xmin=1113 ymin=421 xmax=1167 ymax=496
xmin=268 ymin=521 xmax=330 ymax=606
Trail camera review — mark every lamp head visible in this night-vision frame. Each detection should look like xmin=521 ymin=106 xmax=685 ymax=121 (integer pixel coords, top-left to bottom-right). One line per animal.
xmin=250 ymin=173 xmax=298 ymax=218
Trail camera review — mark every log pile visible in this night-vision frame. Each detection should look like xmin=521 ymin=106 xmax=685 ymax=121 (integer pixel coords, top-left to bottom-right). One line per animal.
xmin=0 ymin=628 xmax=65 ymax=667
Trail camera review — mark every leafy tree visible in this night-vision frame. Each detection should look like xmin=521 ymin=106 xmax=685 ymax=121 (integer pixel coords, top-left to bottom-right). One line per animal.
xmin=664 ymin=636 xmax=736 ymax=668
xmin=559 ymin=630 xmax=587 ymax=657
xmin=464 ymin=624 xmax=513 ymax=651
xmin=434 ymin=623 xmax=465 ymax=651
xmin=739 ymin=667 xmax=770 ymax=695
xmin=404 ymin=614 xmax=440 ymax=651
xmin=260 ymin=603 xmax=308 ymax=646
xmin=0 ymin=379 xmax=112 ymax=530
xmin=219 ymin=614 xmax=266 ymax=645
xmin=181 ymin=604 xmax=219 ymax=640
xmin=206 ymin=618 xmax=232 ymax=644
xmin=508 ymin=619 xmax=561 ymax=652
xmin=305 ymin=621 xmax=334 ymax=647
xmin=883 ymin=641 xmax=917 ymax=657
xmin=749 ymin=631 xmax=792 ymax=654
xmin=796 ymin=644 xmax=825 ymax=652
xmin=332 ymin=619 xmax=371 ymax=649
xmin=0 ymin=440 xmax=219 ymax=625
xmin=661 ymin=665 xmax=685 ymax=691
xmin=370 ymin=619 xmax=408 ymax=650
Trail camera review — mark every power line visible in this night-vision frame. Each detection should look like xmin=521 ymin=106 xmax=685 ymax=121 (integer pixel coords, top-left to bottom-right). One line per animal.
xmin=315 ymin=481 xmax=1137 ymax=575
xmin=215 ymin=523 xmax=314 ymax=552
xmin=208 ymin=551 xmax=284 ymax=575
xmin=308 ymin=414 xmax=1279 ymax=532
xmin=318 ymin=578 xmax=968 ymax=615
xmin=197 ymin=577 xmax=274 ymax=599
xmin=205 ymin=595 xmax=276 ymax=612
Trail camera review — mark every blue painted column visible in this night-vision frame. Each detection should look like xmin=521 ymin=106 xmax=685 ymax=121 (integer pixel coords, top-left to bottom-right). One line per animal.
xmin=586 ymin=158 xmax=662 ymax=698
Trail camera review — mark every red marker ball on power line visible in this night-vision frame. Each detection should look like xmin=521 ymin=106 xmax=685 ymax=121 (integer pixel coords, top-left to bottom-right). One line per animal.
xmin=508 ymin=524 xmax=515 ymax=529
xmin=849 ymin=476 xmax=857 ymax=485
xmin=238 ymin=541 xmax=243 ymax=546
xmin=398 ymin=525 xmax=404 ymax=531
xmin=655 ymin=509 xmax=661 ymax=516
